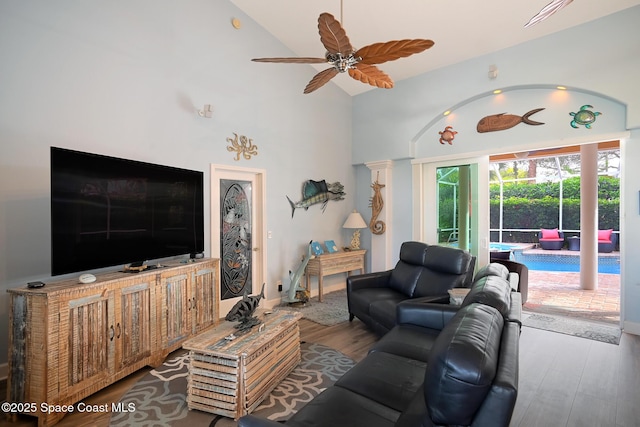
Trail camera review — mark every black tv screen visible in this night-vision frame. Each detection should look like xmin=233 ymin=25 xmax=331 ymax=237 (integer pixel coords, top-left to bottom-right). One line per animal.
xmin=51 ymin=147 xmax=204 ymax=276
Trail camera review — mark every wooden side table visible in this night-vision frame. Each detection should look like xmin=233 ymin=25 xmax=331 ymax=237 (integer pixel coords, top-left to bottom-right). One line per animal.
xmin=183 ymin=310 xmax=302 ymax=419
xmin=305 ymin=249 xmax=366 ymax=302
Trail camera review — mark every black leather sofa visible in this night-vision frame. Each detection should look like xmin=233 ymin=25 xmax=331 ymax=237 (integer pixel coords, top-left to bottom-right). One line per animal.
xmin=346 ymin=241 xmax=475 ymax=335
xmin=238 ymin=263 xmax=520 ymax=427
xmin=490 ymin=258 xmax=529 ymax=304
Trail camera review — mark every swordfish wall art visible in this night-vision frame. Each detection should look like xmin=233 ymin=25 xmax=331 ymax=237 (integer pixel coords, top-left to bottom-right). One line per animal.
xmin=287 ymin=179 xmax=345 ymax=217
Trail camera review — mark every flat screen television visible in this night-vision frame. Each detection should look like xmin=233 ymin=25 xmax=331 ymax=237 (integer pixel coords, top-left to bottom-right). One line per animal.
xmin=51 ymin=147 xmax=204 ymax=276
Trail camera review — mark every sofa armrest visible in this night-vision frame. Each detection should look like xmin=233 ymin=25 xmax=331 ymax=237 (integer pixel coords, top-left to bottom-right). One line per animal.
xmin=346 ymin=270 xmax=393 ymax=292
xmin=508 ymin=292 xmax=522 ymax=327
xmin=238 ymin=415 xmax=283 ymax=427
xmin=396 ymin=300 xmax=460 ymax=330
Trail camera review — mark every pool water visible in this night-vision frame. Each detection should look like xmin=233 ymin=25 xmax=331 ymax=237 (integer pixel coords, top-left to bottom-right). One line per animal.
xmin=511 ymin=250 xmax=620 ymax=274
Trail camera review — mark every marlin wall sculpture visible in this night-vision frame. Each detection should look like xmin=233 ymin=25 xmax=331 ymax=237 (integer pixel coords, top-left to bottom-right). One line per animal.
xmin=286 ymin=179 xmax=345 ymax=217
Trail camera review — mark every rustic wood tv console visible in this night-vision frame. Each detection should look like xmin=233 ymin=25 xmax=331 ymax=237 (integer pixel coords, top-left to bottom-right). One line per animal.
xmin=6 ymin=258 xmax=220 ymax=427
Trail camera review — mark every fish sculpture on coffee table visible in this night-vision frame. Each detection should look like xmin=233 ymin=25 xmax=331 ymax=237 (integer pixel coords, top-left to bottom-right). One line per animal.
xmin=225 ymin=283 xmax=265 ymax=330
xmin=477 ymin=108 xmax=545 ymax=133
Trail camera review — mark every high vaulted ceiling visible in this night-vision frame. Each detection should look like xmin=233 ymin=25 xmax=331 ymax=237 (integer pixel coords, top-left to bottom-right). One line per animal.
xmin=231 ymin=0 xmax=640 ymax=96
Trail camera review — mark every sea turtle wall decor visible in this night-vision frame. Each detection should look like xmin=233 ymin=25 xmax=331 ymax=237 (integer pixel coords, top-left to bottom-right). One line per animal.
xmin=438 ymin=126 xmax=458 ymax=145
xmin=570 ymin=105 xmax=601 ymax=129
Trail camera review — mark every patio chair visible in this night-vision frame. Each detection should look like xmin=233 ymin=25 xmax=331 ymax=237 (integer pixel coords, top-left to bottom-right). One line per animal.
xmin=538 ymin=228 xmax=565 ymax=250
xmin=598 ymin=229 xmax=618 ymax=253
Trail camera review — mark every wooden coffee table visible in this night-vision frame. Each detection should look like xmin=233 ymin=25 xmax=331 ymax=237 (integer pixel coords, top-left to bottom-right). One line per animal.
xmin=182 ymin=310 xmax=302 ymax=419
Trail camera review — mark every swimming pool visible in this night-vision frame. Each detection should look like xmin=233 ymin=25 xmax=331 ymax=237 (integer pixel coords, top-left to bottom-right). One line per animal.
xmin=511 ymin=250 xmax=620 ymax=274
xmin=490 ymin=243 xmax=531 ymax=251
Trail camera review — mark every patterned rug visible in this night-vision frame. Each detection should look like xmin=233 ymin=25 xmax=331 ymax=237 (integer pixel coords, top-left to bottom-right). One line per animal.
xmin=522 ymin=311 xmax=621 ymax=345
xmin=279 ymin=289 xmax=350 ymax=326
xmin=110 ymin=342 xmax=355 ymax=427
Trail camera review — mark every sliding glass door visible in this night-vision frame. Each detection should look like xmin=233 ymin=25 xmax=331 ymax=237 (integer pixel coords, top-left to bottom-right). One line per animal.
xmin=413 ymin=156 xmax=489 ymax=267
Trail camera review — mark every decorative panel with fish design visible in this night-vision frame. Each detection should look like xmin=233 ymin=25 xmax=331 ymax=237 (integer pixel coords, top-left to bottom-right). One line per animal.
xmin=220 ymin=179 xmax=252 ymax=300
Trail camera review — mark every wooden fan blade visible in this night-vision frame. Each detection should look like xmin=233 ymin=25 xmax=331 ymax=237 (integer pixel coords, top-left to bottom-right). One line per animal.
xmin=524 ymin=0 xmax=573 ymax=28
xmin=348 ymin=64 xmax=393 ymax=89
xmin=356 ymin=39 xmax=435 ymax=65
xmin=252 ymin=57 xmax=328 ymax=64
xmin=304 ymin=68 xmax=339 ymax=94
xmin=318 ymin=13 xmax=353 ymax=55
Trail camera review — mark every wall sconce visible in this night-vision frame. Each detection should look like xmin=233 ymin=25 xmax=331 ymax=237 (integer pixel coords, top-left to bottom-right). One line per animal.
xmin=343 ymin=210 xmax=367 ymax=250
xmin=198 ymin=104 xmax=213 ymax=118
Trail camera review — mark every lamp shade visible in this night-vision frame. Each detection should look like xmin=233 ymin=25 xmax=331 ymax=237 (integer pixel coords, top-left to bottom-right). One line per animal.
xmin=343 ymin=210 xmax=367 ymax=229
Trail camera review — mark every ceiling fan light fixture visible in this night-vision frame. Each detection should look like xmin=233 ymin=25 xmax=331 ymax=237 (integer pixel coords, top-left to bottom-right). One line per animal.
xmin=251 ymin=12 xmax=434 ymax=94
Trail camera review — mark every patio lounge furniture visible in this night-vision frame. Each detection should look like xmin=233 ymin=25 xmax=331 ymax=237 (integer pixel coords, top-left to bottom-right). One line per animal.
xmin=538 ymin=228 xmax=565 ymax=250
xmin=598 ymin=229 xmax=618 ymax=253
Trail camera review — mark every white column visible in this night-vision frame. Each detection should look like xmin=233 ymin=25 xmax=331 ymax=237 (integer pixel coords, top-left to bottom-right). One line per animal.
xmin=365 ymin=160 xmax=393 ymax=272
xmin=580 ymin=144 xmax=598 ymax=290
xmin=458 ymin=165 xmax=471 ymax=251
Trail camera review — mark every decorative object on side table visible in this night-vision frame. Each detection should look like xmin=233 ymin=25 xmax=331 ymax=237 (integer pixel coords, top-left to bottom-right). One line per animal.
xmin=282 ymin=241 xmax=314 ymax=304
xmin=343 ymin=210 xmax=367 ymax=250
xmin=311 ymin=241 xmax=324 ymax=255
xmin=225 ymin=283 xmax=265 ymax=330
xmin=287 ymin=179 xmax=346 ymax=217
xmin=226 ymin=132 xmax=258 ymax=161
xmin=324 ymin=240 xmax=338 ymax=253
xmin=369 ymin=173 xmax=386 ymax=235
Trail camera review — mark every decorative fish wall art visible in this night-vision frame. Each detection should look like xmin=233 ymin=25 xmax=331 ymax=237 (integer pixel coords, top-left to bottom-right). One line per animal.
xmin=287 ymin=179 xmax=345 ymax=217
xmin=477 ymin=108 xmax=545 ymax=133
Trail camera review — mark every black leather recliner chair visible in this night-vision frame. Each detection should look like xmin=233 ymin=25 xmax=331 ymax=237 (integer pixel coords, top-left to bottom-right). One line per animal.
xmin=346 ymin=241 xmax=475 ymax=335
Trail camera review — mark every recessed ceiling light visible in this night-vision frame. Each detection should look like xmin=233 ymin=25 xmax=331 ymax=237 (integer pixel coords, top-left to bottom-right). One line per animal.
xmin=556 ymin=86 xmax=567 ymax=90
xmin=493 ymin=89 xmax=502 ymax=94
xmin=443 ymin=110 xmax=451 ymax=116
xmin=231 ymin=18 xmax=242 ymax=29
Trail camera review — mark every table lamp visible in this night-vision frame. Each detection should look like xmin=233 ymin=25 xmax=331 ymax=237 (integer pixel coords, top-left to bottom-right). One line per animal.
xmin=343 ymin=210 xmax=367 ymax=250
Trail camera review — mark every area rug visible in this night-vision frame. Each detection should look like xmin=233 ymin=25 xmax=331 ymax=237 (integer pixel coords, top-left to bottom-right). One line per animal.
xmin=522 ymin=311 xmax=621 ymax=345
xmin=279 ymin=289 xmax=349 ymax=326
xmin=110 ymin=342 xmax=355 ymax=427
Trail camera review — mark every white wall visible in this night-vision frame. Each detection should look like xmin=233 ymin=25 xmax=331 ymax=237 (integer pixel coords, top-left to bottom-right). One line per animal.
xmin=0 ymin=1 xmax=354 ymax=364
xmin=352 ymin=6 xmax=640 ymax=331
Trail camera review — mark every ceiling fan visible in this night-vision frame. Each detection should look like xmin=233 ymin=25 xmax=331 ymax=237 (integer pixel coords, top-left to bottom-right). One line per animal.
xmin=525 ymin=0 xmax=574 ymax=28
xmin=252 ymin=12 xmax=434 ymax=94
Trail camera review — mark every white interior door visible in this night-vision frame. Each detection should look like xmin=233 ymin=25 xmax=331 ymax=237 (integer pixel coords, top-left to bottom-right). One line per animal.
xmin=211 ymin=165 xmax=266 ymax=317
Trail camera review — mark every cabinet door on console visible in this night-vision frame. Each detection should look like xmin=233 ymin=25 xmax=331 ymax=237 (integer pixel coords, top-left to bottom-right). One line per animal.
xmin=115 ymin=279 xmax=155 ymax=370
xmin=58 ymin=288 xmax=116 ymax=399
xmin=160 ymin=270 xmax=191 ymax=351
xmin=191 ymin=261 xmax=219 ymax=333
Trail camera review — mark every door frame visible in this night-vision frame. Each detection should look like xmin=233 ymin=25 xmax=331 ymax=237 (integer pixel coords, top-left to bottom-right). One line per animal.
xmin=211 ymin=164 xmax=267 ymax=316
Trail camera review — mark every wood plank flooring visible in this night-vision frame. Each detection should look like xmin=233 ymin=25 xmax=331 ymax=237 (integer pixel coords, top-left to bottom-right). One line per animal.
xmin=2 ymin=318 xmax=639 ymax=426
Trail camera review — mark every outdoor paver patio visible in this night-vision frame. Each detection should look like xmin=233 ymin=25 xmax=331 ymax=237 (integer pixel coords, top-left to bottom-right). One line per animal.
xmin=524 ymin=270 xmax=620 ymax=324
